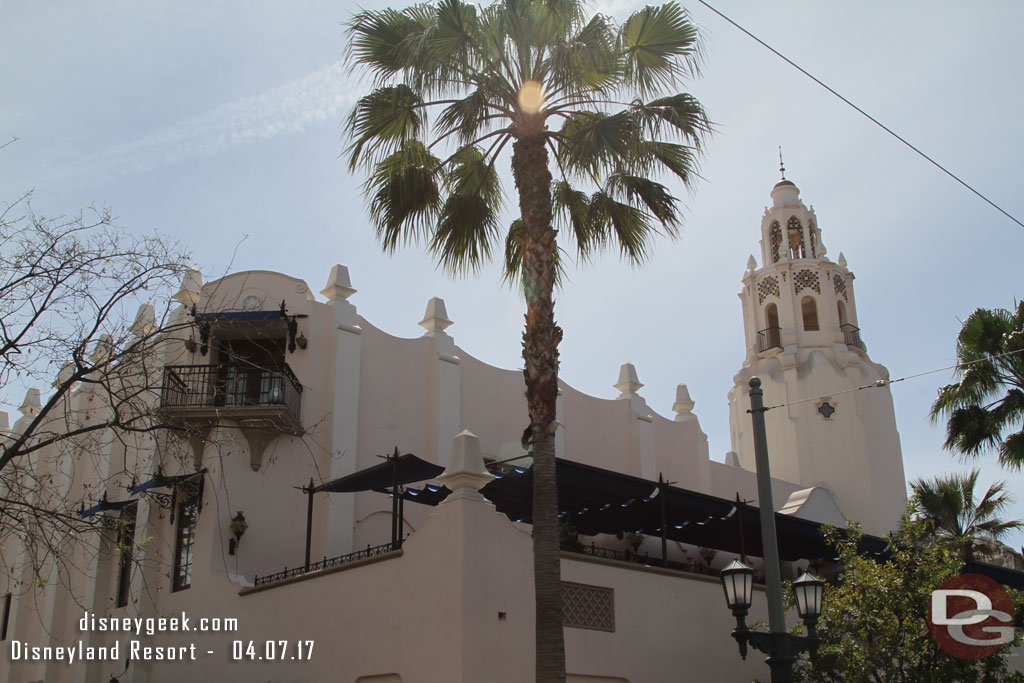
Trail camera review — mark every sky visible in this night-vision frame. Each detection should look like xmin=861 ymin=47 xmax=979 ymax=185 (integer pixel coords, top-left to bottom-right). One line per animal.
xmin=2 ymin=1 xmax=1023 ymax=547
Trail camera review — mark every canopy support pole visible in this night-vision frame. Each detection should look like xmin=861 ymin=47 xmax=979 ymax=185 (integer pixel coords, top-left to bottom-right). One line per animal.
xmin=659 ymin=474 xmax=668 ymax=567
xmin=398 ymin=487 xmax=405 ymax=549
xmin=304 ymin=478 xmax=314 ymax=571
xmin=390 ymin=447 xmax=400 ymax=549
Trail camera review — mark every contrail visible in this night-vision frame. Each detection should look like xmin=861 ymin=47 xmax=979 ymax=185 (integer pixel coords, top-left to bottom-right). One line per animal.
xmin=52 ymin=61 xmax=354 ymax=182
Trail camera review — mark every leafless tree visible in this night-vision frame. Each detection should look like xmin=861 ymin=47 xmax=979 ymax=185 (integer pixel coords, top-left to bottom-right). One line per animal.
xmin=0 ymin=192 xmax=193 ymax=589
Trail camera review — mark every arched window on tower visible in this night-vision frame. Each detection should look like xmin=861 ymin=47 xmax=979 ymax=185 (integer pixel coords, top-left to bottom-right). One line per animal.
xmin=801 ymin=296 xmax=819 ymax=331
xmin=837 ymin=300 xmax=848 ymax=327
xmin=788 ymin=217 xmax=806 ymax=259
xmin=759 ymin=303 xmax=781 ymax=351
xmin=769 ymin=222 xmax=782 ymax=263
xmin=808 ymin=219 xmax=818 ymax=258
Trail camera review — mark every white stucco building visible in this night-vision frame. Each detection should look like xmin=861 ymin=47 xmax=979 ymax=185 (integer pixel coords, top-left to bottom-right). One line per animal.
xmin=0 ymin=179 xmax=911 ymax=683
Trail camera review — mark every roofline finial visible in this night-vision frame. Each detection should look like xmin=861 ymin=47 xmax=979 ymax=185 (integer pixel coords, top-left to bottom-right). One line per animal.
xmin=778 ymin=146 xmax=786 ymax=180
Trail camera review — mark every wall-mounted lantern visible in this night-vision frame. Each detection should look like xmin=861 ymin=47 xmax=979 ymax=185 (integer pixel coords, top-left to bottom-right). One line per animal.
xmin=228 ymin=511 xmax=249 ymax=555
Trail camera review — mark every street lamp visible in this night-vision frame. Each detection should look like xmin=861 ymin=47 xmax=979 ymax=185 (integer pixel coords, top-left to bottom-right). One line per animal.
xmin=717 ymin=377 xmax=823 ymax=682
xmin=721 ymin=559 xmax=754 ymax=614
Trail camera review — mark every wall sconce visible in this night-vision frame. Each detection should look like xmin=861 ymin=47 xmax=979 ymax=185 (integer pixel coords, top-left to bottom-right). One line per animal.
xmin=626 ymin=532 xmax=645 ymax=555
xmin=296 ymin=332 xmax=307 ymax=350
xmin=228 ymin=511 xmax=248 ymax=555
xmin=184 ymin=336 xmax=197 ymax=353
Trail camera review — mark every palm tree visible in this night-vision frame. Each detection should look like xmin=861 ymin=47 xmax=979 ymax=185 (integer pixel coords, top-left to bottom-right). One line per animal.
xmin=343 ymin=1 xmax=709 ymax=679
xmin=931 ymin=302 xmax=1024 ymax=469
xmin=910 ymin=469 xmax=1022 ymax=562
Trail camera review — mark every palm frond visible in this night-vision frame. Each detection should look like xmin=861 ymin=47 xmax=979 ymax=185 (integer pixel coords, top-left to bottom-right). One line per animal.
xmin=444 ymin=145 xmax=503 ymax=203
xmin=432 ymin=0 xmax=482 ymax=67
xmin=524 ymin=0 xmax=581 ymax=51
xmin=932 ymin=303 xmax=1024 ymax=465
xmin=606 ymin=173 xmax=680 ymax=232
xmin=544 ymin=14 xmax=619 ymax=96
xmin=346 ymin=85 xmax=426 ymax=170
xmin=588 ymin=189 xmax=656 ymax=264
xmin=429 ymin=145 xmax=504 ymax=275
xmin=431 ymin=194 xmax=501 ymax=274
xmin=346 ymin=7 xmax=434 ymax=82
xmin=630 ymin=93 xmax=711 ymax=145
xmin=620 ymin=2 xmax=702 ymax=97
xmin=503 ymin=218 xmax=525 ymax=286
xmin=998 ymin=430 xmax=1024 ymax=470
xmin=556 ymin=110 xmax=636 ymax=178
xmin=911 ymin=469 xmax=1023 ymax=560
xmin=364 ymin=140 xmax=442 ymax=252
xmin=638 ymin=139 xmax=699 ymax=184
xmin=943 ymin=405 xmax=1001 ymax=456
xmin=435 ymin=77 xmax=513 ymax=145
xmin=551 ymin=180 xmax=599 ymax=257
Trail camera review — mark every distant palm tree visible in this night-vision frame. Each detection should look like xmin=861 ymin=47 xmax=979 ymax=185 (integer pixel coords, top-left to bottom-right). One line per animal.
xmin=910 ymin=469 xmax=1022 ymax=561
xmin=343 ymin=1 xmax=709 ymax=679
xmin=931 ymin=302 xmax=1024 ymax=469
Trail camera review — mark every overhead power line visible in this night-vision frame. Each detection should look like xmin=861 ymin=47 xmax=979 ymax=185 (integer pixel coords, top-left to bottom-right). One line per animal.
xmin=696 ymin=0 xmax=1024 ymax=231
xmin=762 ymin=347 xmax=1024 ymax=412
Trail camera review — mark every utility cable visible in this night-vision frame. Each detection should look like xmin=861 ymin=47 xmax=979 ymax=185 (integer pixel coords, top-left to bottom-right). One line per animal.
xmin=762 ymin=347 xmax=1024 ymax=411
xmin=696 ymin=0 xmax=1024 ymax=231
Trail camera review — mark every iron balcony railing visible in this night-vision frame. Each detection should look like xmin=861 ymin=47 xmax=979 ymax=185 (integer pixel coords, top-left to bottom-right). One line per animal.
xmin=161 ymin=363 xmax=302 ymax=422
xmin=253 ymin=541 xmax=400 ymax=587
xmin=757 ymin=326 xmax=782 ymax=353
xmin=841 ymin=324 xmax=864 ymax=349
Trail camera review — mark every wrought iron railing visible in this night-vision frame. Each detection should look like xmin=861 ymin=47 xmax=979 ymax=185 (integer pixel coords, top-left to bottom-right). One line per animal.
xmin=841 ymin=324 xmax=864 ymax=349
xmin=161 ymin=363 xmax=302 ymax=420
xmin=253 ymin=541 xmax=399 ymax=587
xmin=757 ymin=326 xmax=782 ymax=352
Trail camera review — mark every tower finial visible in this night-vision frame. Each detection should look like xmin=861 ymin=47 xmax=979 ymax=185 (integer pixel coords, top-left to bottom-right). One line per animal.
xmin=778 ymin=146 xmax=786 ymax=180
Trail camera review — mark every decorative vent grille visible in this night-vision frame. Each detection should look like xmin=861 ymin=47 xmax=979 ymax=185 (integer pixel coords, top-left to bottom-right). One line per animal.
xmin=833 ymin=274 xmax=848 ymax=301
xmin=562 ymin=582 xmax=614 ymax=632
xmin=769 ymin=222 xmax=782 ymax=262
xmin=757 ymin=276 xmax=780 ymax=304
xmin=793 ymin=269 xmax=821 ymax=294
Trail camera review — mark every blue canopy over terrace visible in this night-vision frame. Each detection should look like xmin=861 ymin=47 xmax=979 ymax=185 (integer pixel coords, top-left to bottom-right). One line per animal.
xmin=301 ymin=454 xmax=889 ymax=571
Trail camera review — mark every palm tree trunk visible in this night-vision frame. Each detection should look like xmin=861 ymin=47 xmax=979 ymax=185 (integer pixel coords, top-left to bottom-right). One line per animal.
xmin=512 ymin=131 xmax=565 ymax=683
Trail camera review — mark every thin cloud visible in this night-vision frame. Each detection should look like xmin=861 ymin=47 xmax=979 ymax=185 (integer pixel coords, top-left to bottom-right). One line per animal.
xmin=53 ymin=62 xmax=355 ymax=183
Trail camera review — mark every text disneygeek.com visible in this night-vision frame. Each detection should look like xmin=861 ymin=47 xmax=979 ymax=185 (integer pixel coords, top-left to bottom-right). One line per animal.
xmin=6 ymin=611 xmax=313 ymax=665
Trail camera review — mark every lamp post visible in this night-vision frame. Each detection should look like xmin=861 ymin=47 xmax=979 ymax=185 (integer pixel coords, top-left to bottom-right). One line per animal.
xmin=718 ymin=377 xmax=824 ymax=682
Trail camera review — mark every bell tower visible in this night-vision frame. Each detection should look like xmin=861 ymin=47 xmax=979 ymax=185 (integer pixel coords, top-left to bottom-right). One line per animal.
xmin=727 ymin=175 xmax=906 ymax=535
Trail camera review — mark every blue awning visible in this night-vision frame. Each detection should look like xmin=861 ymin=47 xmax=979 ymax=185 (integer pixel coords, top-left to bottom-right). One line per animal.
xmin=130 ymin=470 xmax=203 ymax=495
xmin=79 ymin=496 xmax=132 ymax=518
xmin=964 ymin=559 xmax=1024 ymax=591
xmin=193 ymin=310 xmax=285 ymax=323
xmin=312 ymin=453 xmax=444 ymax=494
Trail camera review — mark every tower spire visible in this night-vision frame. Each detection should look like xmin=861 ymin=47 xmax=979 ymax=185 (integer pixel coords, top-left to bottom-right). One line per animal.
xmin=778 ymin=146 xmax=786 ymax=180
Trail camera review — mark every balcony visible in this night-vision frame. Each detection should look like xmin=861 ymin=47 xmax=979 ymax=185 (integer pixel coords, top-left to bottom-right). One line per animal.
xmin=757 ymin=326 xmax=782 ymax=353
xmin=160 ymin=363 xmax=303 ymax=438
xmin=841 ymin=324 xmax=864 ymax=350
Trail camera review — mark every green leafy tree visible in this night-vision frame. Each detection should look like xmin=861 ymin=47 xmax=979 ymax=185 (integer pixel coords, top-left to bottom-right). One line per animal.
xmin=911 ymin=469 xmax=1023 ymax=562
xmin=343 ymin=0 xmax=709 ymax=679
xmin=931 ymin=302 xmax=1024 ymax=469
xmin=793 ymin=519 xmax=1023 ymax=682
